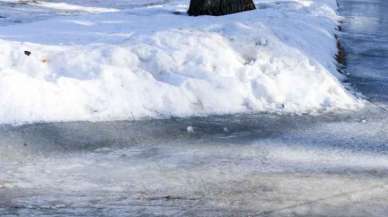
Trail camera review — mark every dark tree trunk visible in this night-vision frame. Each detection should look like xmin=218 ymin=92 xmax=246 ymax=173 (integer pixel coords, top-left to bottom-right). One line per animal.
xmin=188 ymin=0 xmax=256 ymax=16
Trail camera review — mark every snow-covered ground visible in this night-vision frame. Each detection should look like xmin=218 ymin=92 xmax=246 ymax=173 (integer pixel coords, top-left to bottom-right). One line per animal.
xmin=1 ymin=0 xmax=388 ymax=216
xmin=0 ymin=0 xmax=363 ymax=124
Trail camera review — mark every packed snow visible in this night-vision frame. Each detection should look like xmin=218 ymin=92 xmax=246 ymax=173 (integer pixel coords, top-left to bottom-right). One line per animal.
xmin=0 ymin=0 xmax=363 ymax=124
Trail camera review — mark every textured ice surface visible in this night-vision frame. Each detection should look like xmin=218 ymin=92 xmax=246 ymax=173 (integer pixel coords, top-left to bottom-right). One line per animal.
xmin=1 ymin=107 xmax=388 ymax=216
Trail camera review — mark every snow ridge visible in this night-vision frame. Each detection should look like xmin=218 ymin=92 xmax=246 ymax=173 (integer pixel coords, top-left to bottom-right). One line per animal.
xmin=0 ymin=0 xmax=363 ymax=124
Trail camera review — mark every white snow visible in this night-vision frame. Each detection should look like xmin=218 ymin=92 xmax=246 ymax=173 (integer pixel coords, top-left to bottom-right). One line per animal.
xmin=0 ymin=0 xmax=363 ymax=124
xmin=28 ymin=1 xmax=119 ymax=13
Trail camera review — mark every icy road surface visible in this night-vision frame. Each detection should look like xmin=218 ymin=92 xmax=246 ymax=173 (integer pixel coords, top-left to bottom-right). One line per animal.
xmin=1 ymin=0 xmax=388 ymax=216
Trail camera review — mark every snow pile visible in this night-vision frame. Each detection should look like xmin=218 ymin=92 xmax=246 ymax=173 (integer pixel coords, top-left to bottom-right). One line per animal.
xmin=0 ymin=0 xmax=363 ymax=124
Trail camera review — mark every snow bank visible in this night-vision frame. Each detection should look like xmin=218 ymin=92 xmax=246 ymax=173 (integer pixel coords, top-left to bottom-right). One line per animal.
xmin=0 ymin=0 xmax=363 ymax=124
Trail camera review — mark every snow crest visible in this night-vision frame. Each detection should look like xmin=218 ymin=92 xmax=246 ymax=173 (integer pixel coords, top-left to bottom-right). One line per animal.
xmin=0 ymin=0 xmax=363 ymax=124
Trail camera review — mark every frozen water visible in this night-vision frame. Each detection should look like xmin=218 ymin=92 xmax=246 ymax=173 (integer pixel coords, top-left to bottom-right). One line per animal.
xmin=1 ymin=108 xmax=388 ymax=216
xmin=338 ymin=0 xmax=388 ymax=104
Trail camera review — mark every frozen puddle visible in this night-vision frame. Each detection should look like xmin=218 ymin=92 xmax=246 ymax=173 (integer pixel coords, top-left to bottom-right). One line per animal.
xmin=1 ymin=108 xmax=388 ymax=216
